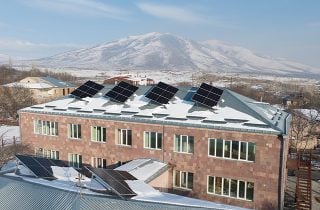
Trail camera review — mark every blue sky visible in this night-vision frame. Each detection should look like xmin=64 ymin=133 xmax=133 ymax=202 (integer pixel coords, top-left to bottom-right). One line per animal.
xmin=0 ymin=0 xmax=319 ymax=67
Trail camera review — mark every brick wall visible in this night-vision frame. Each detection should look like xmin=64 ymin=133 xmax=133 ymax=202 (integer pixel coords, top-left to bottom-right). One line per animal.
xmin=20 ymin=111 xmax=286 ymax=209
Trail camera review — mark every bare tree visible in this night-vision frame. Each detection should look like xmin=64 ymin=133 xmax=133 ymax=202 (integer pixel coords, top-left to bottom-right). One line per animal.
xmin=0 ymin=86 xmax=35 ymax=119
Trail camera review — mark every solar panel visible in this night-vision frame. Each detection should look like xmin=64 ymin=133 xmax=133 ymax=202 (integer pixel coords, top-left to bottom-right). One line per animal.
xmin=105 ymin=81 xmax=138 ymax=103
xmin=86 ymin=167 xmax=137 ymax=198
xmin=16 ymin=155 xmax=69 ymax=180
xmin=70 ymin=80 xmax=104 ymax=98
xmin=145 ymin=82 xmax=178 ymax=104
xmin=192 ymin=83 xmax=224 ymax=108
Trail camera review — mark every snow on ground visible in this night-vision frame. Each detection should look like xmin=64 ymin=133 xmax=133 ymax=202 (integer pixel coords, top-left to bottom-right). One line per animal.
xmin=0 ymin=126 xmax=20 ymax=145
xmin=126 ymin=180 xmax=250 ymax=210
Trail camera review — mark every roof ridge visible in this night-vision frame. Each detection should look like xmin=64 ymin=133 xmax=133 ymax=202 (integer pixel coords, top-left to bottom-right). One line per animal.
xmin=225 ymin=89 xmax=282 ymax=133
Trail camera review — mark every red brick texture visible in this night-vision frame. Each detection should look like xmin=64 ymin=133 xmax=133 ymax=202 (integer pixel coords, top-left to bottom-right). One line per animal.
xmin=20 ymin=112 xmax=287 ymax=209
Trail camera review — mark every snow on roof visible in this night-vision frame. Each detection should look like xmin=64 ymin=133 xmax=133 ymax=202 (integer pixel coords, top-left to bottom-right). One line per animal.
xmin=3 ymin=82 xmax=53 ymax=89
xmin=20 ymin=85 xmax=290 ymax=135
xmin=115 ymin=159 xmax=167 ymax=182
xmin=126 ymin=180 xmax=250 ymax=210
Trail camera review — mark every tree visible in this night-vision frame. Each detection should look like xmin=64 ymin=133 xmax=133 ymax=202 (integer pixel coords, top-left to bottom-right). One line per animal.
xmin=0 ymin=86 xmax=35 ymax=119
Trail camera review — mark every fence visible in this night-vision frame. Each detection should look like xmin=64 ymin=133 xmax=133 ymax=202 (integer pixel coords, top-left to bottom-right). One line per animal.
xmin=0 ymin=137 xmax=21 ymax=147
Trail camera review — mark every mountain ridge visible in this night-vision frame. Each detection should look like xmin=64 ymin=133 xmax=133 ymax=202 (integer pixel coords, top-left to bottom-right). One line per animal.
xmin=20 ymin=32 xmax=319 ymax=75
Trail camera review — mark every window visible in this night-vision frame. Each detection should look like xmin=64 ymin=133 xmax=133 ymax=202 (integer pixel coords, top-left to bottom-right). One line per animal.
xmin=208 ymin=139 xmax=256 ymax=162
xmin=144 ymin=131 xmax=162 ymax=149
xmin=68 ymin=124 xmax=81 ymax=139
xmin=34 ymin=120 xmax=58 ymax=136
xmin=207 ymin=176 xmax=254 ymax=201
xmin=174 ymin=135 xmax=194 ymax=154
xmin=68 ymin=153 xmax=82 ymax=168
xmin=117 ymin=129 xmax=132 ymax=146
xmin=92 ymin=157 xmax=107 ymax=168
xmin=91 ymin=126 xmax=106 ymax=142
xmin=174 ymin=170 xmax=193 ymax=190
xmin=35 ymin=148 xmax=59 ymax=160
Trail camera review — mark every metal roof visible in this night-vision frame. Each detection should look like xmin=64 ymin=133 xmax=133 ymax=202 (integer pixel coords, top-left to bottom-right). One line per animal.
xmin=0 ymin=176 xmax=234 ymax=210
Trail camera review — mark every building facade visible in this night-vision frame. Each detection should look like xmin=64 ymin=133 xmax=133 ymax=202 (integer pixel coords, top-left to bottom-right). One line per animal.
xmin=19 ymin=84 xmax=291 ymax=209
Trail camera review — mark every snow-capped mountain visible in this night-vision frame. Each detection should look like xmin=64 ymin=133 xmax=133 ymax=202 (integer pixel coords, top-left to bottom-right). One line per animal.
xmin=28 ymin=32 xmax=318 ymax=75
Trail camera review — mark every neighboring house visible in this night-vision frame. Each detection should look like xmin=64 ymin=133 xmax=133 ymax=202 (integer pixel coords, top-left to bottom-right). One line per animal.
xmin=19 ymin=82 xmax=291 ymax=209
xmin=2 ymin=76 xmax=76 ymax=102
xmin=282 ymin=93 xmax=304 ymax=107
xmin=104 ymin=75 xmax=155 ymax=86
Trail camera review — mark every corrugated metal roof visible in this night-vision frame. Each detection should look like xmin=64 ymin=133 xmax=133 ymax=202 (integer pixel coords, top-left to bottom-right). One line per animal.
xmin=0 ymin=176 xmax=218 ymax=210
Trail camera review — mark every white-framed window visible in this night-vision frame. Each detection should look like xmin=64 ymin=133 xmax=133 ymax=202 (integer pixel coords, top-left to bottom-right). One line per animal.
xmin=207 ymin=175 xmax=254 ymax=201
xmin=144 ymin=131 xmax=162 ymax=149
xmin=35 ymin=148 xmax=59 ymax=160
xmin=68 ymin=124 xmax=81 ymax=139
xmin=174 ymin=135 xmax=194 ymax=154
xmin=91 ymin=126 xmax=106 ymax=142
xmin=117 ymin=129 xmax=132 ymax=146
xmin=174 ymin=170 xmax=194 ymax=190
xmin=68 ymin=153 xmax=82 ymax=168
xmin=92 ymin=157 xmax=107 ymax=168
xmin=34 ymin=120 xmax=58 ymax=136
xmin=208 ymin=139 xmax=255 ymax=162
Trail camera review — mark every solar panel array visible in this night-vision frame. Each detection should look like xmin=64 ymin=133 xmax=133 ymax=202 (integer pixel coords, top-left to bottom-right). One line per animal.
xmin=145 ymin=82 xmax=178 ymax=104
xmin=16 ymin=155 xmax=68 ymax=179
xmin=86 ymin=167 xmax=137 ymax=197
xmin=105 ymin=81 xmax=138 ymax=103
xmin=192 ymin=83 xmax=224 ymax=107
xmin=70 ymin=80 xmax=104 ymax=98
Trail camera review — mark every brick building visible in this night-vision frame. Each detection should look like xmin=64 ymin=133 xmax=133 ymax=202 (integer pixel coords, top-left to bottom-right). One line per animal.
xmin=104 ymin=75 xmax=155 ymax=86
xmin=19 ymin=82 xmax=291 ymax=209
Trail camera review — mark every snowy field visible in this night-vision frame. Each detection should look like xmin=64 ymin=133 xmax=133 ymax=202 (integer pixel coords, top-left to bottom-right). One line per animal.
xmin=0 ymin=126 xmax=20 ymax=146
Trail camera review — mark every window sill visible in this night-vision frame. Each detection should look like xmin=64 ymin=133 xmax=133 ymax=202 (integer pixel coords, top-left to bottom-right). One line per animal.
xmin=173 ymin=186 xmax=193 ymax=191
xmin=207 ymin=192 xmax=253 ymax=202
xmin=208 ymin=155 xmax=255 ymax=163
xmin=144 ymin=147 xmax=162 ymax=151
xmin=174 ymin=151 xmax=194 ymax=155
xmin=91 ymin=140 xmax=106 ymax=144
xmin=116 ymin=144 xmax=132 ymax=147
xmin=68 ymin=138 xmax=81 ymax=141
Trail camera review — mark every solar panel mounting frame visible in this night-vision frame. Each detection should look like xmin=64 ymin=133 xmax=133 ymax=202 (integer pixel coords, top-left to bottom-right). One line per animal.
xmin=145 ymin=82 xmax=178 ymax=104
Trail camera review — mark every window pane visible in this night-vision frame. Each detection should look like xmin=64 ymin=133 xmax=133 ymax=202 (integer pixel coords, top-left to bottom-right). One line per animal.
xmin=144 ymin=132 xmax=150 ymax=148
xmin=151 ymin=132 xmax=156 ymax=148
xmin=188 ymin=136 xmax=194 ymax=153
xmin=240 ymin=142 xmax=247 ymax=160
xmin=78 ymin=125 xmax=81 ymax=139
xmin=103 ymin=159 xmax=107 ymax=168
xmin=230 ymin=179 xmax=237 ymax=198
xmin=157 ymin=133 xmax=162 ymax=149
xmin=208 ymin=176 xmax=214 ymax=193
xmin=122 ymin=130 xmax=126 ymax=144
xmin=175 ymin=135 xmax=180 ymax=152
xmin=181 ymin=136 xmax=188 ymax=152
xmin=223 ymin=178 xmax=230 ymax=196
xmin=209 ymin=139 xmax=215 ymax=156
xmin=215 ymin=177 xmax=222 ymax=195
xmin=117 ymin=129 xmax=121 ymax=144
xmin=248 ymin=143 xmax=256 ymax=161
xmin=102 ymin=128 xmax=106 ymax=142
xmin=55 ymin=122 xmax=58 ymax=135
xmin=78 ymin=155 xmax=82 ymax=168
xmin=224 ymin=140 xmax=231 ymax=158
xmin=239 ymin=180 xmax=245 ymax=198
xmin=97 ymin=127 xmax=101 ymax=141
xmin=216 ymin=139 xmax=223 ymax=157
xmin=232 ymin=141 xmax=239 ymax=159
xmin=187 ymin=172 xmax=193 ymax=189
xmin=246 ymin=182 xmax=254 ymax=201
xmin=181 ymin=172 xmax=187 ymax=188
xmin=91 ymin=127 xmax=96 ymax=140
xmin=175 ymin=170 xmax=181 ymax=187
xmin=127 ymin=130 xmax=132 ymax=145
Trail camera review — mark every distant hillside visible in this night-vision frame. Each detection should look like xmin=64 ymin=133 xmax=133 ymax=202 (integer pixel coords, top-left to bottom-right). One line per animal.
xmin=21 ymin=32 xmax=319 ymax=75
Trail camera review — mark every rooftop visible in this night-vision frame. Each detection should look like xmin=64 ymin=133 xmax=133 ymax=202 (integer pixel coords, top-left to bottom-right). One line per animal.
xmin=3 ymin=76 xmax=76 ymax=89
xmin=20 ymin=83 xmax=290 ymax=135
xmin=0 ymin=156 xmax=250 ymax=210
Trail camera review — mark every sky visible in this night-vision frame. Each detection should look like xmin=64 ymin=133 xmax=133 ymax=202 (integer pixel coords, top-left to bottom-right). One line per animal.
xmin=0 ymin=0 xmax=319 ymax=68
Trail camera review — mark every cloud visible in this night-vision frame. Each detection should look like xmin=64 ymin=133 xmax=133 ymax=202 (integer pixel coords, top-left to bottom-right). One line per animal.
xmin=22 ymin=0 xmax=128 ymax=20
xmin=0 ymin=38 xmax=87 ymax=59
xmin=136 ymin=2 xmax=207 ymax=24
